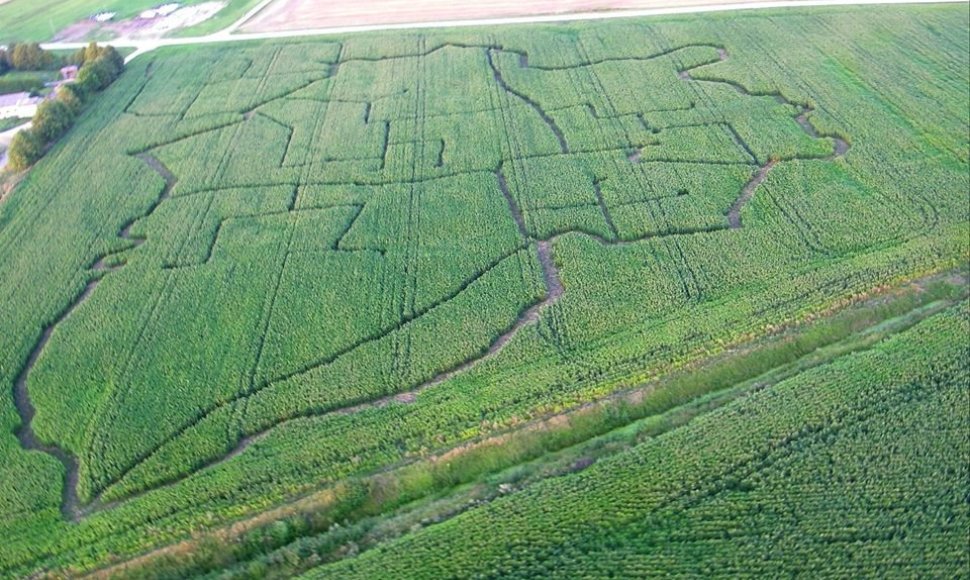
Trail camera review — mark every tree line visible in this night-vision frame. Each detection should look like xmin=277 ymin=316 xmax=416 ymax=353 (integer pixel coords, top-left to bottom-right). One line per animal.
xmin=0 ymin=43 xmax=56 ymax=74
xmin=7 ymin=43 xmax=125 ymax=172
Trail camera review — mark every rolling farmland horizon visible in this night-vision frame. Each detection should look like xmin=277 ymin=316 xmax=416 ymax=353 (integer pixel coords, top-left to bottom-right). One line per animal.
xmin=0 ymin=2 xmax=967 ymax=577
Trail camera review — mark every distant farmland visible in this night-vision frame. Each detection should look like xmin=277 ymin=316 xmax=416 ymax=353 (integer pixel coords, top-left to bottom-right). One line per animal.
xmin=0 ymin=0 xmax=260 ymax=42
xmin=240 ymin=0 xmax=810 ymax=32
xmin=0 ymin=4 xmax=967 ymax=577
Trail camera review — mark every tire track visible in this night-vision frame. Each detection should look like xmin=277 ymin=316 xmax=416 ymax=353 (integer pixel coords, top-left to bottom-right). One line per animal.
xmin=235 ymin=244 xmax=560 ymax=460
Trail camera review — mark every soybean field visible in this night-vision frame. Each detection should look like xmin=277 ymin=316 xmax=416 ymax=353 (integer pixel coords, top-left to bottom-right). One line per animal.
xmin=0 ymin=4 xmax=967 ymax=576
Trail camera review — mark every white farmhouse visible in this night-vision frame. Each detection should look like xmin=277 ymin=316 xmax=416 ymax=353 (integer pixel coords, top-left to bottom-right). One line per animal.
xmin=0 ymin=92 xmax=43 ymax=119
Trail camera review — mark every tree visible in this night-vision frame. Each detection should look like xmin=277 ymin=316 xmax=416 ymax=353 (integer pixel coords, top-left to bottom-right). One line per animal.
xmin=74 ymin=43 xmax=125 ymax=77
xmin=102 ymin=46 xmax=125 ymax=77
xmin=7 ymin=129 xmax=44 ymax=172
xmin=69 ymin=47 xmax=86 ymax=67
xmin=3 ymin=43 xmax=125 ymax=172
xmin=56 ymin=84 xmax=84 ymax=114
xmin=1 ymin=43 xmax=15 ymax=69
xmin=32 ymin=100 xmax=75 ymax=142
xmin=91 ymin=56 xmax=119 ymax=86
xmin=82 ymin=41 xmax=102 ymax=65
xmin=76 ymin=60 xmax=111 ymax=94
xmin=9 ymin=43 xmax=53 ymax=71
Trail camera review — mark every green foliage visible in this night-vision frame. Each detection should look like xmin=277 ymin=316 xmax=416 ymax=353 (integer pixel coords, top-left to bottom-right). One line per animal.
xmin=77 ymin=42 xmax=125 ymax=76
xmin=74 ymin=47 xmax=123 ymax=96
xmin=6 ymin=128 xmax=43 ymax=171
xmin=32 ymin=99 xmax=75 ymax=142
xmin=2 ymin=42 xmax=55 ymax=71
xmin=0 ymin=5 xmax=966 ymax=577
xmin=7 ymin=43 xmax=124 ymax=172
xmin=308 ymin=303 xmax=970 ymax=579
xmin=0 ymin=116 xmax=30 ymax=132
xmin=0 ymin=71 xmax=51 ymax=94
xmin=55 ymin=84 xmax=83 ymax=115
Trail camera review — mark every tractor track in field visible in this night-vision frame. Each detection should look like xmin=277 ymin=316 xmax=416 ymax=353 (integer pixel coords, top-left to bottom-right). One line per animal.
xmin=81 ymin=267 xmax=967 ymax=579
xmin=89 ymin=242 xmax=565 ymax=514
xmin=14 ymin=41 xmax=850 ymax=520
xmin=81 ymin=162 xmax=564 ymax=508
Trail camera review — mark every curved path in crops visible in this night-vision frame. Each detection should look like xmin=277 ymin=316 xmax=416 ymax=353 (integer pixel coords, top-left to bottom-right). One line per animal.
xmin=12 ymin=152 xmax=176 ymax=521
xmin=678 ymin=47 xmax=850 ymax=228
xmin=13 ymin=40 xmax=850 ymax=520
xmin=2 ymin=0 xmax=949 ymax=162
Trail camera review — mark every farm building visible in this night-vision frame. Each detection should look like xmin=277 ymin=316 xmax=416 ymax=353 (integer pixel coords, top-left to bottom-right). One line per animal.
xmin=0 ymin=92 xmax=42 ymax=119
xmin=60 ymin=66 xmax=79 ymax=82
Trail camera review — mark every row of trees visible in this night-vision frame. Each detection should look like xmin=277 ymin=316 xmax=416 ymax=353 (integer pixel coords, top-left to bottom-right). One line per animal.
xmin=7 ymin=44 xmax=125 ymax=172
xmin=0 ymin=41 xmax=123 ymax=76
xmin=0 ymin=43 xmax=56 ymax=74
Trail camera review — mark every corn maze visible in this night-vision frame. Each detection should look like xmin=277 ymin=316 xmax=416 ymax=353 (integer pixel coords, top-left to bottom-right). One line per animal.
xmin=0 ymin=5 xmax=967 ymax=576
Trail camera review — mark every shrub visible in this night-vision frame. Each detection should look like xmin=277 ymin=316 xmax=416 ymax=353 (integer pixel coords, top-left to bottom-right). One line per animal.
xmin=7 ymin=129 xmax=44 ymax=172
xmin=7 ymin=43 xmax=124 ymax=171
xmin=75 ymin=49 xmax=124 ymax=96
xmin=32 ymin=99 xmax=75 ymax=142
xmin=77 ymin=42 xmax=125 ymax=75
xmin=76 ymin=61 xmax=110 ymax=95
xmin=56 ymin=84 xmax=83 ymax=115
xmin=0 ymin=75 xmax=43 ymax=94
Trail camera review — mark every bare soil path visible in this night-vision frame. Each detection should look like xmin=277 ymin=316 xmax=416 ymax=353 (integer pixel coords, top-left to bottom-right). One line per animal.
xmin=84 ymin=267 xmax=967 ymax=578
xmin=678 ymin=45 xmax=850 ymax=227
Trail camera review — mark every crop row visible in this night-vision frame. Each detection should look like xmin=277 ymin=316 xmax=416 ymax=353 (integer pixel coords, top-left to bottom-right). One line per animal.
xmin=308 ymin=303 xmax=970 ymax=578
xmin=0 ymin=5 xmax=967 ymax=575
